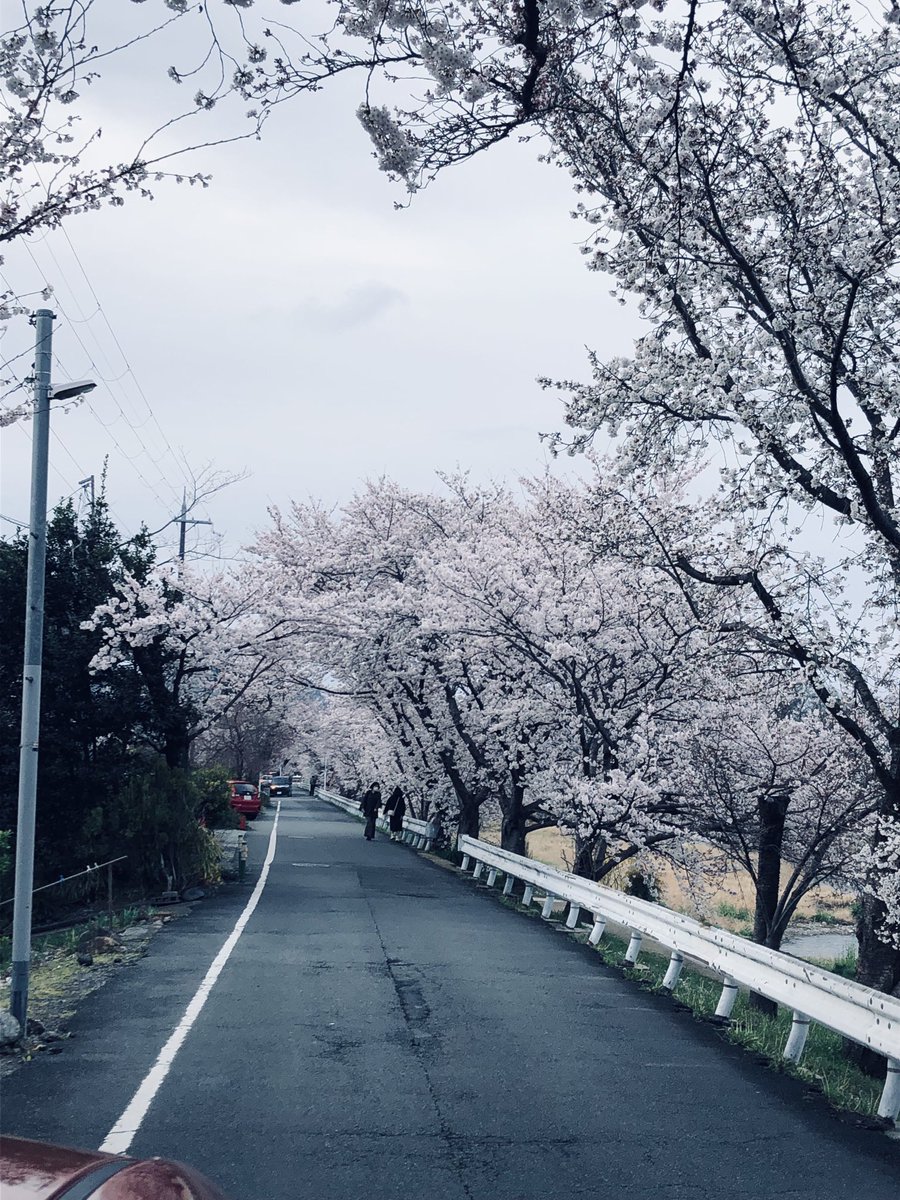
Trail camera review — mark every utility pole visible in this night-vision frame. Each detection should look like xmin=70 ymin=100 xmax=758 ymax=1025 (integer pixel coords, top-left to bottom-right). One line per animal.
xmin=176 ymin=489 xmax=212 ymax=562
xmin=78 ymin=475 xmax=95 ymax=505
xmin=10 ymin=310 xmax=54 ymax=1033
xmin=9 ymin=311 xmax=94 ymax=1035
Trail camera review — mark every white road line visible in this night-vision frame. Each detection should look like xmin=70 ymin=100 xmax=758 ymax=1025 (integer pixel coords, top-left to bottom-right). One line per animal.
xmin=99 ymin=802 xmax=282 ymax=1154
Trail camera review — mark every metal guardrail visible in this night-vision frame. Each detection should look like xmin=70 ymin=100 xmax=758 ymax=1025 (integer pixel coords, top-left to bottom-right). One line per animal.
xmin=458 ymin=835 xmax=900 ymax=1122
xmin=319 ymin=790 xmax=439 ymax=850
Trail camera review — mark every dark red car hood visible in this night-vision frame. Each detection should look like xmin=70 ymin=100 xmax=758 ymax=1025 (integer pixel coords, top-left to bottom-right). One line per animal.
xmin=0 ymin=1136 xmax=230 ymax=1200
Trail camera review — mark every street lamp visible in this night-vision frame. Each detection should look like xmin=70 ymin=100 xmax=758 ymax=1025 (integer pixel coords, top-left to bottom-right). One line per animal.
xmin=9 ymin=309 xmax=95 ymax=1035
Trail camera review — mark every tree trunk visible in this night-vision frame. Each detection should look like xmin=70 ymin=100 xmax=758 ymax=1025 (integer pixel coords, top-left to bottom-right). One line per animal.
xmin=500 ymin=784 xmax=527 ymax=855
xmin=456 ymin=798 xmax=480 ymax=846
xmin=164 ymin=724 xmax=191 ymax=770
xmin=750 ymin=793 xmax=788 ymax=1016
xmin=848 ymin=771 xmax=900 ymax=1073
xmin=573 ymin=833 xmax=607 ymax=881
xmin=501 ymin=810 xmax=527 ymax=856
xmin=847 ymin=891 xmax=900 ymax=1074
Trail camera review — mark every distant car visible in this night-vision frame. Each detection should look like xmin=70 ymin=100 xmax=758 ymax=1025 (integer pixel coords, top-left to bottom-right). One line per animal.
xmin=0 ymin=1134 xmax=231 ymax=1199
xmin=269 ymin=775 xmax=293 ymax=797
xmin=228 ymin=780 xmax=261 ymax=820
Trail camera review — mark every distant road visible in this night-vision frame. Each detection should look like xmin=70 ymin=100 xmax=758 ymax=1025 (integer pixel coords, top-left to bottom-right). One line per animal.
xmin=2 ymin=797 xmax=898 ymax=1199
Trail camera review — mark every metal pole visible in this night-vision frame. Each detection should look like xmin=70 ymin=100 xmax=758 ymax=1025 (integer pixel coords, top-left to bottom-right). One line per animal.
xmin=178 ymin=490 xmax=187 ymax=562
xmin=10 ymin=309 xmax=54 ymax=1034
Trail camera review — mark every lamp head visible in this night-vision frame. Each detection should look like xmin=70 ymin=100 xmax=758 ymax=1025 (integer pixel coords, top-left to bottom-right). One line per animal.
xmin=50 ymin=379 xmax=96 ymax=402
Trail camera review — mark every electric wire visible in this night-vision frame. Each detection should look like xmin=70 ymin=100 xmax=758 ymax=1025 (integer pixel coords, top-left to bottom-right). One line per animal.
xmin=20 ymin=237 xmax=189 ymax=510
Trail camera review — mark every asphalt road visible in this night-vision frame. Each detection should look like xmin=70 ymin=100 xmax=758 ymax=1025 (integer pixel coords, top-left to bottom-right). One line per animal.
xmin=2 ymin=797 xmax=899 ymax=1199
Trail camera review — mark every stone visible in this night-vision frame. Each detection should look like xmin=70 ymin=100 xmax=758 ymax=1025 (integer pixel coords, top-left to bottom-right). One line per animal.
xmin=181 ymin=886 xmax=206 ymax=902
xmin=89 ymin=936 xmax=122 ymax=954
xmin=0 ymin=1011 xmax=21 ymax=1045
xmin=119 ymin=924 xmax=152 ymax=942
xmin=76 ymin=951 xmax=93 ymax=967
xmin=26 ymin=1017 xmax=45 ymax=1036
xmin=42 ymin=1030 xmax=65 ymax=1043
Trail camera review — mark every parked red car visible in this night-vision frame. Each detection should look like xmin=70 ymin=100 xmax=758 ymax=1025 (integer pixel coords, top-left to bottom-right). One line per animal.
xmin=227 ymin=780 xmax=261 ymax=820
xmin=0 ymin=1135 xmax=230 ymax=1200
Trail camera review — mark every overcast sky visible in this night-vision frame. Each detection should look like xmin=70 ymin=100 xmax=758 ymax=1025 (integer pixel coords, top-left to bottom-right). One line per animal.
xmin=1 ymin=3 xmax=638 ymax=564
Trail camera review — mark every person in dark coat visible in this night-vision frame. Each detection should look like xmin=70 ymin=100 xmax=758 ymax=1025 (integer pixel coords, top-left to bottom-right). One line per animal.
xmin=383 ymin=786 xmax=406 ymax=842
xmin=309 ymin=773 xmax=318 ymax=796
xmin=360 ymin=783 xmax=381 ymax=841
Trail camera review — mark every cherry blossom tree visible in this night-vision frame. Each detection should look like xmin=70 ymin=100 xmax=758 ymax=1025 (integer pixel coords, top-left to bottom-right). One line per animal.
xmin=419 ymin=468 xmax=714 ymax=872
xmin=244 ymin=0 xmax=900 ymax=996
xmin=685 ymin=689 xmax=874 ymax=951
xmin=84 ymin=561 xmax=292 ymax=768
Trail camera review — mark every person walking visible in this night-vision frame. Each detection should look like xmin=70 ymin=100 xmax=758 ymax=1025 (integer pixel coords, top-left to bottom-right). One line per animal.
xmin=309 ymin=773 xmax=318 ymax=797
xmin=383 ymin=785 xmax=406 ymax=842
xmin=360 ymin=783 xmax=381 ymax=841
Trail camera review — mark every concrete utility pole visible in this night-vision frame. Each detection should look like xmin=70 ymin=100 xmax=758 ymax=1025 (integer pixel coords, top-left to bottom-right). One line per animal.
xmin=9 ymin=311 xmax=53 ymax=1033
xmin=10 ymin=311 xmax=94 ymax=1034
xmin=176 ymin=489 xmax=212 ymax=562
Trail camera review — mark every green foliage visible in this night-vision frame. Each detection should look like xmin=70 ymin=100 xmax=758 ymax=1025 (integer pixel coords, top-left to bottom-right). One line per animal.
xmin=808 ymin=911 xmax=843 ymax=925
xmin=717 ymin=901 xmax=751 ymax=921
xmin=622 ymin=866 xmax=661 ymax=904
xmin=191 ymin=766 xmax=238 ymax=830
xmin=824 ymin=949 xmax=858 ymax=980
xmin=111 ymin=761 xmax=231 ymax=891
xmin=0 ymin=492 xmax=156 ymax=890
xmin=0 ymin=492 xmax=234 ymax=909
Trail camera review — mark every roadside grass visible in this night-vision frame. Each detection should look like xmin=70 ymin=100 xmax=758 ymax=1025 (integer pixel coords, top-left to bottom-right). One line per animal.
xmin=716 ymin=901 xmax=751 ymax=922
xmin=808 ymin=911 xmax=845 ymax=926
xmin=492 ymin=887 xmax=884 ymax=1120
xmin=0 ymin=904 xmax=151 ymax=970
xmin=0 ymin=905 xmax=160 ymax=1045
xmin=586 ymin=929 xmax=883 ymax=1117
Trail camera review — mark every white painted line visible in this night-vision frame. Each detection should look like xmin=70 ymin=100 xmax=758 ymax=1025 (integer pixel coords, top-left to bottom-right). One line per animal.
xmin=99 ymin=800 xmax=282 ymax=1154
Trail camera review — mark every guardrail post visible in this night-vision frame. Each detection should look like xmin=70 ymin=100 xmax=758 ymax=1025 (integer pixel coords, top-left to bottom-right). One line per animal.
xmin=662 ymin=951 xmax=684 ymax=991
xmin=473 ymin=861 xmax=485 ymax=881
xmin=782 ymin=1012 xmax=810 ymax=1063
xmin=715 ymin=977 xmax=739 ymax=1019
xmin=624 ymin=931 xmax=643 ymax=964
xmin=541 ymin=894 xmax=556 ymax=920
xmin=502 ymin=874 xmax=515 ymax=897
xmin=877 ymin=1058 xmax=900 ymax=1121
xmin=107 ymin=862 xmax=114 ymax=918
xmin=522 ymin=884 xmax=535 ymax=907
xmin=588 ymin=916 xmax=606 ymax=945
xmin=461 ymin=855 xmax=471 ymax=871
xmin=486 ymin=868 xmax=498 ymax=887
xmin=565 ymin=903 xmax=581 ymax=929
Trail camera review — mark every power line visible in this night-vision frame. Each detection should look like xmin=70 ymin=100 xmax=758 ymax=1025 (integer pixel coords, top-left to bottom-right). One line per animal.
xmin=58 ymin=223 xmax=189 ymax=475
xmin=20 ymin=238 xmax=189 ymax=510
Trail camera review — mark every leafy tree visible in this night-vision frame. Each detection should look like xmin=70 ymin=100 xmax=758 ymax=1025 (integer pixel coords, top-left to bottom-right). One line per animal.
xmin=0 ymin=492 xmax=154 ymax=891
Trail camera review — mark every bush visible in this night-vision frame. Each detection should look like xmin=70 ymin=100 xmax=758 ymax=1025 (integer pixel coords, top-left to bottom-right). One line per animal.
xmin=192 ymin=767 xmax=238 ymax=830
xmin=112 ymin=761 xmax=234 ymax=893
